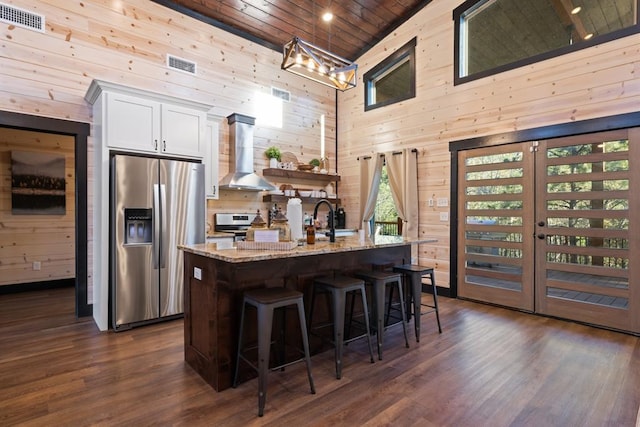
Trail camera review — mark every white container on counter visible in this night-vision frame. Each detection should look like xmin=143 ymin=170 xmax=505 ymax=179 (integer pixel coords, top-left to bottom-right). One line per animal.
xmin=287 ymin=198 xmax=303 ymax=241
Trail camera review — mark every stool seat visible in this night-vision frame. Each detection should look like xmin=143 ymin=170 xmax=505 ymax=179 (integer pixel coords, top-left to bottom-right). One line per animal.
xmin=393 ymin=264 xmax=442 ymax=341
xmin=354 ymin=270 xmax=409 ymax=360
xmin=309 ymin=275 xmax=375 ymax=379
xmin=234 ymin=287 xmax=315 ymax=417
xmin=244 ymin=287 xmax=303 ymax=305
xmin=393 ymin=264 xmax=433 ymax=275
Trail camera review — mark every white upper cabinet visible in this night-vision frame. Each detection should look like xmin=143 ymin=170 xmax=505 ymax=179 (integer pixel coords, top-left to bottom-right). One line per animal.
xmin=161 ymin=103 xmax=205 ymax=158
xmin=105 ymin=93 xmax=161 ymax=153
xmin=86 ymin=80 xmax=212 ymax=159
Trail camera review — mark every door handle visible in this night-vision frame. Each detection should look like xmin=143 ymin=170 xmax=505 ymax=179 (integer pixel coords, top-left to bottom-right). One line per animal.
xmin=160 ymin=184 xmax=167 ymax=269
xmin=153 ymin=184 xmax=160 ymax=269
xmin=537 ymin=233 xmax=546 ymax=240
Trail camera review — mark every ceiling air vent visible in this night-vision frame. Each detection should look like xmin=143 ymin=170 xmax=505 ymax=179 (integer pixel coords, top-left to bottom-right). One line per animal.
xmin=0 ymin=2 xmax=45 ymax=32
xmin=167 ymin=54 xmax=197 ymax=75
xmin=271 ymin=87 xmax=291 ymax=102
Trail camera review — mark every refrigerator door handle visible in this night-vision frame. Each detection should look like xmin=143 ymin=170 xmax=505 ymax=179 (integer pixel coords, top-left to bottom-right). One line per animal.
xmin=153 ymin=184 xmax=160 ymax=269
xmin=160 ymin=184 xmax=167 ymax=269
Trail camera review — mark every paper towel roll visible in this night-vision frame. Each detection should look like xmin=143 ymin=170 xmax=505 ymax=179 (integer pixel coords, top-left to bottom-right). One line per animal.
xmin=287 ymin=199 xmax=303 ymax=240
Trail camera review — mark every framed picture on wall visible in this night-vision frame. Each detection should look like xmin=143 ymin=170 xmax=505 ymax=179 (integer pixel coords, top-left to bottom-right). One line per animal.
xmin=11 ymin=151 xmax=66 ymax=215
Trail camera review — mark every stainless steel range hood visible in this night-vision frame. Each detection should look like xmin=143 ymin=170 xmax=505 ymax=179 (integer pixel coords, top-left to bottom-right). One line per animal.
xmin=218 ymin=113 xmax=276 ymax=191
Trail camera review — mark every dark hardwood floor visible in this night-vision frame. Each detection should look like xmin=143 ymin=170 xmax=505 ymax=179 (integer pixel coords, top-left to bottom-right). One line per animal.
xmin=1 ymin=287 xmax=639 ymax=426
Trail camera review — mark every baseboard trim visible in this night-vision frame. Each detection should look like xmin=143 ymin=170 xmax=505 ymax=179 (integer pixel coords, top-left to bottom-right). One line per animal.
xmin=0 ymin=278 xmax=75 ymax=295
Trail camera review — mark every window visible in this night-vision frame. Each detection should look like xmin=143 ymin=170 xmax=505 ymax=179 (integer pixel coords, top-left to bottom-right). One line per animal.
xmin=454 ymin=0 xmax=639 ymax=85
xmin=374 ymin=166 xmax=401 ymax=236
xmin=364 ymin=38 xmax=416 ymax=111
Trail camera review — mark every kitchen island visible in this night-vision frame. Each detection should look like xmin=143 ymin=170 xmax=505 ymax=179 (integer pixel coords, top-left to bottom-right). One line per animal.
xmin=179 ymin=235 xmax=435 ymax=391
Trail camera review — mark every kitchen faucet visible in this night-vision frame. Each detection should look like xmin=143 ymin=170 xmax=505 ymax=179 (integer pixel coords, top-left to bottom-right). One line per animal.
xmin=313 ymin=199 xmax=335 ymax=243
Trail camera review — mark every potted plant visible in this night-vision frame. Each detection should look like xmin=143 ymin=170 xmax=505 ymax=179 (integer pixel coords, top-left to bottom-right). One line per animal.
xmin=309 ymin=158 xmax=321 ymax=172
xmin=265 ymin=146 xmax=281 ymax=168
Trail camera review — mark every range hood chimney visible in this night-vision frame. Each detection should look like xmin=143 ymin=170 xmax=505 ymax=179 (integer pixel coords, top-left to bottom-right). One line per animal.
xmin=218 ymin=113 xmax=276 ymax=191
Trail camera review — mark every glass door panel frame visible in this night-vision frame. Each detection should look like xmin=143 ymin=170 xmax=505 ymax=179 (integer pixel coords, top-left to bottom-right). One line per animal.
xmin=535 ymin=129 xmax=639 ymax=333
xmin=457 ymin=143 xmax=535 ymax=311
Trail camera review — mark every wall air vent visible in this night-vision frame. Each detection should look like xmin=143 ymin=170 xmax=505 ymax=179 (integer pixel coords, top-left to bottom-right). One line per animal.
xmin=271 ymin=87 xmax=291 ymax=102
xmin=167 ymin=54 xmax=197 ymax=75
xmin=0 ymin=2 xmax=45 ymax=32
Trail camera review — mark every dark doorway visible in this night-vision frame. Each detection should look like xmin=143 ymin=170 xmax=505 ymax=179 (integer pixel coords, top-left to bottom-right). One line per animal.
xmin=0 ymin=111 xmax=91 ymax=317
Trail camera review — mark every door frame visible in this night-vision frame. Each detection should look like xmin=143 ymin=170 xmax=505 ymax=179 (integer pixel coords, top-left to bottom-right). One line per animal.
xmin=449 ymin=111 xmax=640 ymax=300
xmin=0 ymin=110 xmax=91 ymax=317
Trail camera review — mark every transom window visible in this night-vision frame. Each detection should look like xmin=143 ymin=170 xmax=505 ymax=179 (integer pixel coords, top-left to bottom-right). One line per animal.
xmin=454 ymin=0 xmax=639 ymax=85
xmin=364 ymin=38 xmax=416 ymax=111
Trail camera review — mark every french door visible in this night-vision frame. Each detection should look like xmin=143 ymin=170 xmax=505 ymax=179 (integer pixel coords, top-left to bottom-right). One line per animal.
xmin=458 ymin=129 xmax=640 ymax=333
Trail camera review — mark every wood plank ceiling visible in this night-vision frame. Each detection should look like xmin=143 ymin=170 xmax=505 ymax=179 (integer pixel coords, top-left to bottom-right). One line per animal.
xmin=152 ymin=0 xmax=634 ymax=72
xmin=152 ymin=0 xmax=432 ymax=61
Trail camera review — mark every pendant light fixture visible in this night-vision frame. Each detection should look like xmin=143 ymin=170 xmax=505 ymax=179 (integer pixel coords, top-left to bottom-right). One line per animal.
xmin=281 ymin=3 xmax=357 ymax=91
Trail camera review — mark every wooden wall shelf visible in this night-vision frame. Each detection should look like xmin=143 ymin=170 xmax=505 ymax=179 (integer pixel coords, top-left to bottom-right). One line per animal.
xmin=262 ymin=195 xmax=341 ymax=204
xmin=263 ymin=168 xmax=340 ymax=183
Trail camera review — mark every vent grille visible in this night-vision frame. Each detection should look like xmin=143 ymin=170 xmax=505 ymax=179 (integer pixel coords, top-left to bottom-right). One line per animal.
xmin=0 ymin=2 xmax=45 ymax=32
xmin=167 ymin=54 xmax=197 ymax=75
xmin=271 ymin=87 xmax=291 ymax=102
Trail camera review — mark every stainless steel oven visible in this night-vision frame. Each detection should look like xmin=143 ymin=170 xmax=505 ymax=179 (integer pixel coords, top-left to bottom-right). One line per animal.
xmin=214 ymin=213 xmax=256 ymax=242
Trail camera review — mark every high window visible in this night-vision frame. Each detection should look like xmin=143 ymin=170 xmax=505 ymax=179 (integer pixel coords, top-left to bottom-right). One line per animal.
xmin=454 ymin=0 xmax=639 ymax=84
xmin=364 ymin=38 xmax=416 ymax=111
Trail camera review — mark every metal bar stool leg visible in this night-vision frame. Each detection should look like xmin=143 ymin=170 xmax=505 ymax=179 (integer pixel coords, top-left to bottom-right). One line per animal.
xmin=427 ymin=270 xmax=442 ymax=333
xmin=410 ymin=271 xmax=422 ymax=342
xmin=359 ymin=286 xmax=375 ymax=363
xmin=374 ymin=280 xmax=385 ymax=360
xmin=296 ymin=298 xmax=316 ymax=394
xmin=395 ymin=280 xmax=410 ymax=349
xmin=256 ymin=303 xmax=274 ymax=417
xmin=331 ymin=287 xmax=346 ymax=379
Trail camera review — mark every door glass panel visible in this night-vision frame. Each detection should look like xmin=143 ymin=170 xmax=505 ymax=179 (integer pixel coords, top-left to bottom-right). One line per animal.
xmin=459 ymin=146 xmax=532 ymax=304
xmin=540 ymin=135 xmax=630 ymax=311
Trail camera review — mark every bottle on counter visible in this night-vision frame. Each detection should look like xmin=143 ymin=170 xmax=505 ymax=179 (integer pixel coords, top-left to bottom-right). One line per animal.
xmin=306 ymin=225 xmax=315 ymax=245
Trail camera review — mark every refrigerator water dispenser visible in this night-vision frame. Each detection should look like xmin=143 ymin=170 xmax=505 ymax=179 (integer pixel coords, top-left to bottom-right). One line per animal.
xmin=124 ymin=208 xmax=152 ymax=244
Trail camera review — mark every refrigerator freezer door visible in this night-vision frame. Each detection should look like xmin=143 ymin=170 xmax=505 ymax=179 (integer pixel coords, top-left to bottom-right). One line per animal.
xmin=112 ymin=155 xmax=159 ymax=328
xmin=159 ymin=159 xmax=205 ymax=317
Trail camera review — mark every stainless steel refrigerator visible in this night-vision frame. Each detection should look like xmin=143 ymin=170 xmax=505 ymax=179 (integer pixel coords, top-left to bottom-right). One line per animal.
xmin=110 ymin=154 xmax=204 ymax=331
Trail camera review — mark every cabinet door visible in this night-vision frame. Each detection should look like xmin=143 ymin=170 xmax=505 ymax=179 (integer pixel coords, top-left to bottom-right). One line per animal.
xmin=161 ymin=104 xmax=205 ymax=158
xmin=204 ymin=119 xmax=219 ymax=199
xmin=105 ymin=93 xmax=160 ymax=153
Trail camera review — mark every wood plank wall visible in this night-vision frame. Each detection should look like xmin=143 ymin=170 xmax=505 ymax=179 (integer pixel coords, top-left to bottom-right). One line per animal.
xmin=0 ymin=128 xmax=75 ymax=286
xmin=337 ymin=0 xmax=640 ymax=288
xmin=1 ymin=0 xmax=336 ymax=300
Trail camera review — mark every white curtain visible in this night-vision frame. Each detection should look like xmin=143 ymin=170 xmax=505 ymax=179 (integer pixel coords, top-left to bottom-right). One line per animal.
xmin=384 ymin=149 xmax=418 ymax=239
xmin=359 ymin=154 xmax=384 ymax=237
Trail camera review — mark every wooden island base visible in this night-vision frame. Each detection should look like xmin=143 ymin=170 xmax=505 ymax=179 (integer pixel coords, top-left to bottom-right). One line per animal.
xmin=182 ymin=242 xmax=411 ymax=391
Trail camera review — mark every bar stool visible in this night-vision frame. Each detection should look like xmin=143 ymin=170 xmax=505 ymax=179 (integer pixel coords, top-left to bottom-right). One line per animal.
xmin=354 ymin=270 xmax=409 ymax=360
xmin=308 ymin=275 xmax=375 ymax=379
xmin=393 ymin=264 xmax=442 ymax=342
xmin=233 ymin=287 xmax=315 ymax=417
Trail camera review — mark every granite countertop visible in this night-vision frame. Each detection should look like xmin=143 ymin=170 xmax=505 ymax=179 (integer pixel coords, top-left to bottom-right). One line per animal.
xmin=179 ymin=235 xmax=437 ymax=263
